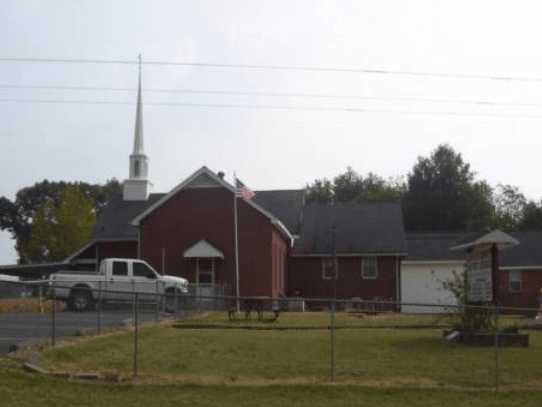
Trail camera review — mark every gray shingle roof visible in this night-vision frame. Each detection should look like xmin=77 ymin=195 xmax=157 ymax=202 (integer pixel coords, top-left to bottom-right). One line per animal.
xmin=252 ymin=189 xmax=305 ymax=234
xmin=501 ymin=232 xmax=542 ymax=267
xmin=292 ymin=202 xmax=407 ymax=255
xmin=405 ymin=232 xmax=466 ymax=261
xmin=91 ymin=193 xmax=165 ymax=240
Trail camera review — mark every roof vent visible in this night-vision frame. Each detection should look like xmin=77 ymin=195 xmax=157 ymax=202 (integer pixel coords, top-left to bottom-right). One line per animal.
xmin=217 ymin=171 xmax=225 ymax=180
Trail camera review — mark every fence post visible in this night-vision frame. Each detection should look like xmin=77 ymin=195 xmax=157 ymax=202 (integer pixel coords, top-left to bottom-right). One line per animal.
xmin=50 ymin=280 xmax=56 ymax=347
xmin=174 ymin=287 xmax=179 ymax=316
xmin=155 ymin=281 xmax=160 ymax=323
xmin=330 ymin=299 xmax=336 ymax=382
xmin=96 ymin=281 xmax=102 ymax=335
xmin=133 ymin=292 xmax=139 ymax=377
xmin=39 ymin=283 xmax=44 ymax=314
xmin=494 ymin=305 xmax=500 ymax=392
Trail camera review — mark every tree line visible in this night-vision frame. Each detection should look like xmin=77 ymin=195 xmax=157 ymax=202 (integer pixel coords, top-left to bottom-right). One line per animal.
xmin=305 ymin=144 xmax=542 ymax=232
xmin=1 ymin=144 xmax=541 ymax=264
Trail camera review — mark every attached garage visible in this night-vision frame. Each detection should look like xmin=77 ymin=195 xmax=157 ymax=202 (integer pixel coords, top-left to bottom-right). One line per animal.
xmin=401 ymin=233 xmax=465 ymax=313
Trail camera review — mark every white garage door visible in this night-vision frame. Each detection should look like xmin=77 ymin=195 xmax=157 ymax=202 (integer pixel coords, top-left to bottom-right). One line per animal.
xmin=401 ymin=262 xmax=464 ymax=313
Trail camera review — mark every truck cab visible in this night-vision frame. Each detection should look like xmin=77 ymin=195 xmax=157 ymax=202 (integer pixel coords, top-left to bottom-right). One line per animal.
xmin=51 ymin=258 xmax=188 ymax=312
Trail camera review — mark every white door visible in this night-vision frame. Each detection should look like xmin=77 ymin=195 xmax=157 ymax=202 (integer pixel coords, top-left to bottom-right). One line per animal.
xmin=132 ymin=261 xmax=162 ymax=303
xmin=196 ymin=258 xmax=215 ymax=303
xmin=104 ymin=260 xmax=134 ymax=302
xmin=401 ymin=262 xmax=463 ymax=313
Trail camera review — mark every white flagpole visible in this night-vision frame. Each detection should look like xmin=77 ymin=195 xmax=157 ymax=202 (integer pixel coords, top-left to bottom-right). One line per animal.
xmin=233 ymin=173 xmax=241 ymax=313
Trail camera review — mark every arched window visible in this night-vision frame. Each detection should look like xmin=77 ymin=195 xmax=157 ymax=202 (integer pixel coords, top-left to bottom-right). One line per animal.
xmin=134 ymin=160 xmax=140 ymax=177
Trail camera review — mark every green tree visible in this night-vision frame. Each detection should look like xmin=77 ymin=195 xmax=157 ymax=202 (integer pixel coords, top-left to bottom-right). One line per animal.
xmin=0 ymin=179 xmax=120 ymax=263
xmin=403 ymin=144 xmax=494 ymax=231
xmin=305 ymin=178 xmax=334 ymax=204
xmin=519 ymin=201 xmax=542 ymax=230
xmin=305 ymin=167 xmax=405 ymax=204
xmin=25 ymin=185 xmax=96 ymax=262
xmin=492 ymin=184 xmax=527 ymax=231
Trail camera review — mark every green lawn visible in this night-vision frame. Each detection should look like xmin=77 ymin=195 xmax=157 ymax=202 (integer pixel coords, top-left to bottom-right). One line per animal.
xmin=2 ymin=361 xmax=542 ymax=407
xmin=37 ymin=313 xmax=542 ymax=389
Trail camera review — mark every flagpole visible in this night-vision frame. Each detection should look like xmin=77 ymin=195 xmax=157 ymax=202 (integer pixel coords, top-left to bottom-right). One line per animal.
xmin=233 ymin=173 xmax=241 ymax=313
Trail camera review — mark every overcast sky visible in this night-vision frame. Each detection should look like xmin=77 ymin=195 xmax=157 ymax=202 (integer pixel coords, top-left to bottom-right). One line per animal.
xmin=2 ymin=1 xmax=542 ymax=264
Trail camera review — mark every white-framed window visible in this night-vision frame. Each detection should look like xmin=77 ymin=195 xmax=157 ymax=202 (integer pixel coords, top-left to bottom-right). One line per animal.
xmin=509 ymin=270 xmax=522 ymax=293
xmin=361 ymin=257 xmax=378 ymax=279
xmin=196 ymin=258 xmax=215 ymax=284
xmin=322 ymin=258 xmax=338 ymax=280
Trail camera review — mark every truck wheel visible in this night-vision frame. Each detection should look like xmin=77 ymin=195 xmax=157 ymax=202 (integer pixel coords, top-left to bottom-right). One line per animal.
xmin=69 ymin=288 xmax=94 ymax=312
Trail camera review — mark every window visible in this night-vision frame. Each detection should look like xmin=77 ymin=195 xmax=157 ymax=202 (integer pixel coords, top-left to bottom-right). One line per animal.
xmin=322 ymin=258 xmax=338 ymax=280
xmin=112 ymin=261 xmax=128 ymax=276
xmin=197 ymin=258 xmax=214 ymax=284
xmin=134 ymin=160 xmax=140 ymax=177
xmin=509 ymin=270 xmax=522 ymax=293
xmin=362 ymin=257 xmax=378 ymax=279
xmin=133 ymin=262 xmax=156 ymax=279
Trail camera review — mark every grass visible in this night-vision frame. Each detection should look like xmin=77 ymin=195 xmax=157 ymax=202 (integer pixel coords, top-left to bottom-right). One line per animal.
xmin=2 ymin=359 xmax=542 ymax=407
xmin=37 ymin=312 xmax=542 ymax=388
xmin=0 ymin=298 xmax=64 ymax=313
xmin=177 ymin=310 xmax=449 ymax=328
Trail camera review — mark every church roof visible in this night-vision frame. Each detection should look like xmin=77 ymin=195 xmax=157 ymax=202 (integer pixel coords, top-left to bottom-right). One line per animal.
xmin=91 ymin=193 xmax=165 ymax=240
xmin=292 ymin=202 xmax=407 ymax=255
xmin=252 ymin=189 xmax=305 ymax=234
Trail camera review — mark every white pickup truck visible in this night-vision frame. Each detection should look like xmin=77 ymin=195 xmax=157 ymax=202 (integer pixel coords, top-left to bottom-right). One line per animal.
xmin=50 ymin=258 xmax=189 ymax=312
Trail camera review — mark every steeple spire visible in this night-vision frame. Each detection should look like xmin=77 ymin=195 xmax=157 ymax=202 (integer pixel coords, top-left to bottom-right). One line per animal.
xmin=123 ymin=54 xmax=151 ymax=201
xmin=133 ymin=54 xmax=144 ymax=155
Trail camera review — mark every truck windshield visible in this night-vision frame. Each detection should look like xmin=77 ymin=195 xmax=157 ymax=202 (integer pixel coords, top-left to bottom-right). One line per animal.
xmin=133 ymin=262 xmax=156 ymax=279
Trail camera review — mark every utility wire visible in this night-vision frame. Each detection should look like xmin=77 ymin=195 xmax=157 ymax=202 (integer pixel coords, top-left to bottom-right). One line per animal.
xmin=2 ymin=57 xmax=542 ymax=83
xmin=1 ymin=83 xmax=541 ymax=108
xmin=2 ymin=97 xmax=542 ymax=119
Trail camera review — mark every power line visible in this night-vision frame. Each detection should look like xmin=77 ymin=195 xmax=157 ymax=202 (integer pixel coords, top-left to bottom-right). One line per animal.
xmin=2 ymin=57 xmax=542 ymax=83
xmin=1 ymin=83 xmax=542 ymax=108
xmin=2 ymin=97 xmax=542 ymax=119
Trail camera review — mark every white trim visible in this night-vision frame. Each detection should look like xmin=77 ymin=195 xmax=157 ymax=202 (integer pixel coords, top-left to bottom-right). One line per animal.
xmin=500 ymin=266 xmax=542 ymax=271
xmin=130 ymin=166 xmax=294 ymax=244
xmin=131 ymin=167 xmax=236 ymax=226
xmin=291 ymin=252 xmax=406 ymax=258
xmin=183 ymin=240 xmax=224 ymax=259
xmin=450 ymin=229 xmax=519 ymax=251
xmin=402 ymin=260 xmax=465 ymax=266
xmin=508 ymin=270 xmax=522 ymax=293
xmin=63 ymin=240 xmax=96 ymax=263
xmin=361 ymin=257 xmax=378 ymax=280
xmin=196 ymin=258 xmax=215 ymax=284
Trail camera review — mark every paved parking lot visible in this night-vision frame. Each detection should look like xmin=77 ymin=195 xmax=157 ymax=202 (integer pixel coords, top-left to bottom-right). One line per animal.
xmin=0 ymin=309 xmax=172 ymax=354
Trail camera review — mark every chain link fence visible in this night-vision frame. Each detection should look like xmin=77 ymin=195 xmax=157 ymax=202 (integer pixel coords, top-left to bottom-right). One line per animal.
xmin=1 ymin=278 xmax=541 ymax=390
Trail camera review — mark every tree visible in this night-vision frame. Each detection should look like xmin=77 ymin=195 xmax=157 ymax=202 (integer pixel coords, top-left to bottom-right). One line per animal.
xmin=24 ymin=185 xmax=96 ymax=262
xmin=305 ymin=167 xmax=405 ymax=204
xmin=305 ymin=178 xmax=334 ymax=204
xmin=519 ymin=201 xmax=542 ymax=230
xmin=0 ymin=179 xmax=120 ymax=263
xmin=492 ymin=184 xmax=527 ymax=231
xmin=403 ymin=144 xmax=494 ymax=231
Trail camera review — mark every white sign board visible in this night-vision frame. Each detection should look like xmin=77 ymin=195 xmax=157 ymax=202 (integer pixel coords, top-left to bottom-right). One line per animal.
xmin=465 ymin=247 xmax=493 ymax=302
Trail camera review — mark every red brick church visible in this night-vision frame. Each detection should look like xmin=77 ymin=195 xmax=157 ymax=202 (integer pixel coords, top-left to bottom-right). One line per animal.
xmin=64 ymin=69 xmax=407 ymax=300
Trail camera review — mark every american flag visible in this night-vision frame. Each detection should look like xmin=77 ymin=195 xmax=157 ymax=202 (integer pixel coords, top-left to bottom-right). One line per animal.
xmin=235 ymin=177 xmax=255 ymax=200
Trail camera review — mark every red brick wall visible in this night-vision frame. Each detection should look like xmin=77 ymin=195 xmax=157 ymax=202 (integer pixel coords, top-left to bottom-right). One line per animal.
xmin=139 ymin=187 xmax=288 ymax=297
xmin=271 ymin=227 xmax=288 ymax=298
xmin=287 ymin=256 xmax=399 ymax=300
xmin=96 ymin=241 xmax=138 ymax=263
xmin=497 ymin=269 xmax=542 ymax=310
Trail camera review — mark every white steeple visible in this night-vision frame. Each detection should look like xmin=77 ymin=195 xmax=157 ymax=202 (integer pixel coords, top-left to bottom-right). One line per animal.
xmin=123 ymin=55 xmax=151 ymax=201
